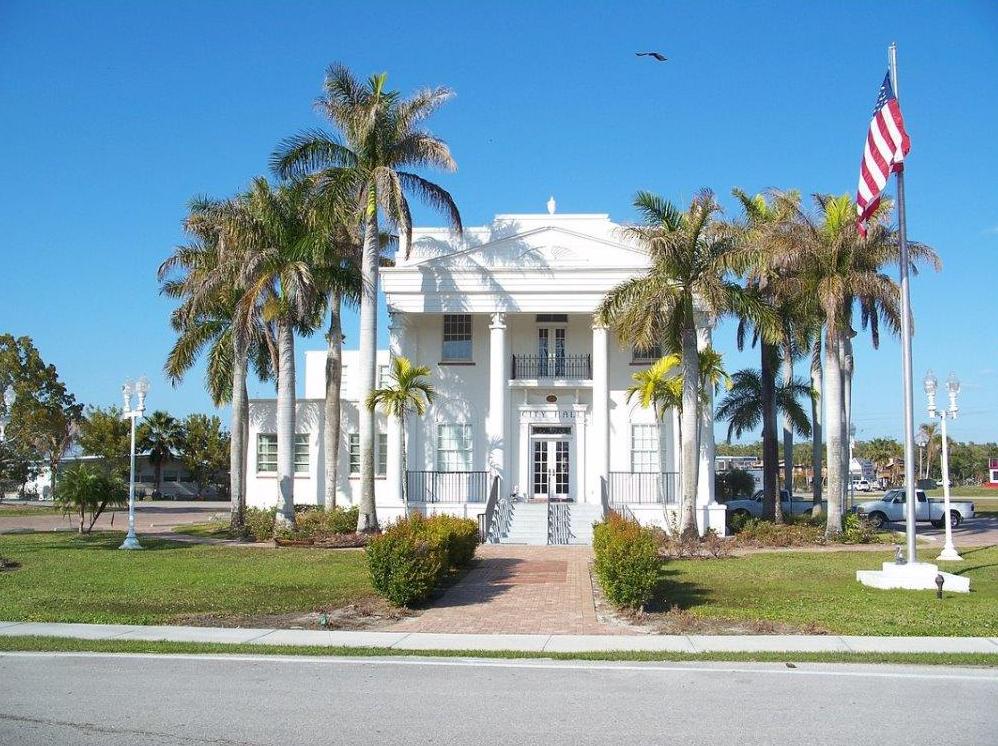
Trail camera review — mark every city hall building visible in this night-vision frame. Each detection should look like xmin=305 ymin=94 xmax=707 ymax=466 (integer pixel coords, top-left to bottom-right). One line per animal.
xmin=245 ymin=204 xmax=724 ymax=541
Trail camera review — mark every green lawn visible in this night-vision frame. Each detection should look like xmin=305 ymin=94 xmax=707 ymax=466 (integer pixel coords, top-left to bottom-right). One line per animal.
xmin=0 ymin=504 xmax=60 ymax=517
xmin=659 ymin=545 xmax=998 ymax=637
xmin=925 ymin=486 xmax=998 ymax=499
xmin=0 ymin=532 xmax=374 ymax=625
xmin=172 ymin=521 xmax=239 ymax=539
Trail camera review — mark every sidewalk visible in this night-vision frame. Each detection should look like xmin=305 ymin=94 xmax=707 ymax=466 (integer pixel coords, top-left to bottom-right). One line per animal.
xmin=2 ymin=621 xmax=996 ymax=654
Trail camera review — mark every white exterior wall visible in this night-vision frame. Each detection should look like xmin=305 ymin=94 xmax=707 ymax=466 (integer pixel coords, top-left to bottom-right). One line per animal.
xmin=244 ymin=209 xmax=722 ymax=534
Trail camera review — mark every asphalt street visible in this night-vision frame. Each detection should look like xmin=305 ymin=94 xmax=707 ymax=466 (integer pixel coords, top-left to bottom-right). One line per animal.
xmin=1 ymin=653 xmax=996 ymax=745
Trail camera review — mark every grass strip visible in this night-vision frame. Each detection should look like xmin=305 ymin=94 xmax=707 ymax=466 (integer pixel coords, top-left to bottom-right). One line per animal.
xmin=0 ymin=635 xmax=995 ymax=667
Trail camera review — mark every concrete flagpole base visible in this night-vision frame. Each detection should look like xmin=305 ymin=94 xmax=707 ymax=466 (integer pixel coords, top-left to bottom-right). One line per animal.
xmin=936 ymin=547 xmax=963 ymax=562
xmin=856 ymin=561 xmax=970 ymax=592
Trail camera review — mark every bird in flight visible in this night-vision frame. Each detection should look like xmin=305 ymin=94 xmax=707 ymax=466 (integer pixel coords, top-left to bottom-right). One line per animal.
xmin=635 ymin=51 xmax=668 ymax=61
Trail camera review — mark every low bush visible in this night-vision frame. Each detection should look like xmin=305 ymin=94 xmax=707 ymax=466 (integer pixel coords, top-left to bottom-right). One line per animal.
xmin=840 ymin=512 xmax=886 ymax=544
xmin=730 ymin=517 xmax=825 ymax=547
xmin=592 ymin=513 xmax=661 ymax=610
xmin=243 ymin=507 xmax=277 ymax=542
xmin=366 ymin=513 xmax=480 ymax=607
xmin=294 ymin=506 xmax=360 ymax=538
xmin=659 ymin=528 xmax=731 ymax=559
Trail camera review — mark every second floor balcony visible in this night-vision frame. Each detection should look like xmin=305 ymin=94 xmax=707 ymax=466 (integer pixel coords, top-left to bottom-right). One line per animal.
xmin=511 ymin=353 xmax=592 ymax=380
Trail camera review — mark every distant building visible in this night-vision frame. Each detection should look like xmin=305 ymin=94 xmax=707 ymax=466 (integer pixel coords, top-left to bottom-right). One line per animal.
xmin=988 ymin=458 xmax=998 ymax=488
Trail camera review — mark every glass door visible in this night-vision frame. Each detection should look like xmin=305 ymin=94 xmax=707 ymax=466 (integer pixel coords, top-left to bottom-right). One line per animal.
xmin=531 ymin=440 xmax=549 ymax=499
xmin=537 ymin=327 xmax=566 ymax=377
xmin=530 ymin=435 xmax=571 ymax=500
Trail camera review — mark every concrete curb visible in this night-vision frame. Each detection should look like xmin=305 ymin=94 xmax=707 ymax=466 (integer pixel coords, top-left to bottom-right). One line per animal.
xmin=1 ymin=621 xmax=996 ymax=654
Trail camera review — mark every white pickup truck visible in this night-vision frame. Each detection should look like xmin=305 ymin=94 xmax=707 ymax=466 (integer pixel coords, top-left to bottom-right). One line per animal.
xmin=854 ymin=489 xmax=975 ymax=529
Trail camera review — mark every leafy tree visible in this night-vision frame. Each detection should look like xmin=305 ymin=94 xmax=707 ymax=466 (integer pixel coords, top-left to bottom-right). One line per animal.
xmin=137 ymin=410 xmax=183 ymax=494
xmin=715 ymin=368 xmax=812 ymax=443
xmin=178 ymin=414 xmax=230 ymax=496
xmin=597 ymin=190 xmax=767 ymax=539
xmin=366 ymin=357 xmax=434 ymax=505
xmin=77 ymin=406 xmax=131 ymax=481
xmin=0 ymin=334 xmax=82 ymax=497
xmin=274 ymin=63 xmax=463 ymax=532
xmin=55 ymin=462 xmax=126 ymax=533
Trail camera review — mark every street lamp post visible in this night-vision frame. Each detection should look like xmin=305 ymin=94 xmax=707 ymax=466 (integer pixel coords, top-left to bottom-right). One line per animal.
xmin=923 ymin=370 xmax=961 ymax=562
xmin=848 ymin=423 xmax=857 ymax=511
xmin=119 ymin=376 xmax=149 ymax=551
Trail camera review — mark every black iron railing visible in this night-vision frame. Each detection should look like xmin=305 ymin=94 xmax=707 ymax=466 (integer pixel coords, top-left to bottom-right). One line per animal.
xmin=607 ymin=472 xmax=679 ymax=505
xmin=406 ymin=470 xmax=488 ymax=503
xmin=511 ymin=353 xmax=592 ymax=380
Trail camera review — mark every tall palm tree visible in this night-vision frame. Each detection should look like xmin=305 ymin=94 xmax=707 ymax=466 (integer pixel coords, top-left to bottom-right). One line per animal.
xmin=158 ymin=201 xmax=276 ymax=529
xmin=226 ymin=178 xmax=326 ymax=526
xmin=768 ymin=192 xmax=940 ymax=536
xmin=137 ymin=411 xmax=183 ymax=494
xmin=918 ymin=422 xmax=940 ymax=479
xmin=715 ymin=369 xmax=812 ymax=444
xmin=366 ymin=356 xmax=434 ymax=505
xmin=597 ymin=190 xmax=766 ymax=539
xmin=273 ymin=63 xmax=462 ymax=532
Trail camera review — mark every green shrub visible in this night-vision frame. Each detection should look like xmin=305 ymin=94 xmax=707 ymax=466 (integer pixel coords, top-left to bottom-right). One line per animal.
xmin=243 ymin=507 xmax=277 ymax=542
xmin=294 ymin=506 xmax=359 ymax=538
xmin=840 ymin=512 xmax=885 ymax=544
xmin=366 ymin=515 xmax=445 ymax=606
xmin=54 ymin=463 xmax=127 ymax=534
xmin=592 ymin=513 xmax=661 ymax=610
xmin=730 ymin=517 xmax=824 ymax=547
xmin=365 ymin=513 xmax=479 ymax=607
xmin=715 ymin=468 xmax=756 ymax=500
xmin=423 ymin=514 xmax=479 ymax=568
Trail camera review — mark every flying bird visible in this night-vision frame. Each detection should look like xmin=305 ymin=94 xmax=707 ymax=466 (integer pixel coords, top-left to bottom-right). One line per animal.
xmin=635 ymin=52 xmax=668 ymax=62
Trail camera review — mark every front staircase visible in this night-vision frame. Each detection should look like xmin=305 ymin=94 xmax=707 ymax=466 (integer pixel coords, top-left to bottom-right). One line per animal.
xmin=496 ymin=501 xmax=604 ymax=545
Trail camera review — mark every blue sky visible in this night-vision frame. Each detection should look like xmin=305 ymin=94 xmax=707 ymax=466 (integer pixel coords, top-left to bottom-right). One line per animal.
xmin=2 ymin=1 xmax=996 ymax=442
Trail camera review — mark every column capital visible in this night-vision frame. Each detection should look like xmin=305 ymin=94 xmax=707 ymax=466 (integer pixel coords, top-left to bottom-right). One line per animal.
xmin=591 ymin=322 xmax=608 ymax=332
xmin=489 ymin=312 xmax=507 ymax=330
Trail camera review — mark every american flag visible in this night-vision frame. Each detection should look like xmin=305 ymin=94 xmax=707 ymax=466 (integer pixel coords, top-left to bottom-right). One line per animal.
xmin=855 ymin=72 xmax=910 ymax=236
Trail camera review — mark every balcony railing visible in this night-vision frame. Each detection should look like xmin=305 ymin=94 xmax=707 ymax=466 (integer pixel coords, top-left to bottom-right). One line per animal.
xmin=607 ymin=471 xmax=679 ymax=505
xmin=406 ymin=470 xmax=488 ymax=503
xmin=511 ymin=353 xmax=592 ymax=380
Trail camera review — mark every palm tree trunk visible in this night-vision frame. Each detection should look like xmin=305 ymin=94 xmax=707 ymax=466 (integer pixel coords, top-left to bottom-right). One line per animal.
xmin=810 ymin=337 xmax=823 ymax=511
xmin=678 ymin=325 xmax=700 ymax=539
xmin=230 ymin=333 xmax=248 ymax=530
xmin=323 ymin=290 xmax=343 ymax=510
xmin=357 ymin=204 xmax=380 ymax=533
xmin=840 ymin=333 xmax=854 ymax=511
xmin=823 ymin=327 xmax=844 ymax=537
xmin=275 ymin=319 xmax=296 ymax=526
xmin=781 ymin=341 xmax=794 ymax=495
xmin=400 ymin=415 xmax=408 ymax=507
xmin=154 ymin=460 xmax=162 ymax=496
xmin=760 ymin=341 xmax=781 ymax=522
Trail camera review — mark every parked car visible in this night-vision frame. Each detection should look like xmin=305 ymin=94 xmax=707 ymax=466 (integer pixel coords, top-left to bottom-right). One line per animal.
xmin=851 ymin=479 xmax=873 ymax=492
xmin=854 ymin=489 xmax=975 ymax=529
xmin=726 ymin=490 xmax=820 ymax=521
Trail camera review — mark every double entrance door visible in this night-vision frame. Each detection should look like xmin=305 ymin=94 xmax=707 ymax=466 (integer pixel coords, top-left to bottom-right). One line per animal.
xmin=531 ymin=426 xmax=571 ymax=500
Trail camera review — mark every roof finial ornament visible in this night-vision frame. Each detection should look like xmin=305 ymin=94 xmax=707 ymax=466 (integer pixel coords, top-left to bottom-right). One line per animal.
xmin=547 ymin=195 xmax=556 ymax=215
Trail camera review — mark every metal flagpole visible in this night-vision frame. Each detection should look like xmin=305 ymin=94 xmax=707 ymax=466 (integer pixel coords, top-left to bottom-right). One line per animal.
xmin=889 ymin=42 xmax=918 ymax=564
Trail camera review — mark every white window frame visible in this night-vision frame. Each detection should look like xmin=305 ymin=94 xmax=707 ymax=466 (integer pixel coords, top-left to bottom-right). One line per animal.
xmin=436 ymin=423 xmax=473 ymax=471
xmin=441 ymin=314 xmax=473 ymax=362
xmin=631 ymin=424 xmax=664 ymax=473
xmin=377 ymin=432 xmax=388 ymax=477
xmin=257 ymin=433 xmax=309 ymax=474
xmin=348 ymin=433 xmax=360 ymax=475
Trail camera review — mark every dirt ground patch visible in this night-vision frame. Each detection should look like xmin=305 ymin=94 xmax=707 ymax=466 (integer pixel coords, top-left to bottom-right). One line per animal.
xmin=174 ymin=598 xmax=412 ymax=631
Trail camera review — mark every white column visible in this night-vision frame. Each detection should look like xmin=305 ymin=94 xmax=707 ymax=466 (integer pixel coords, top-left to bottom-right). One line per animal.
xmin=591 ymin=324 xmax=610 ymax=499
xmin=486 ymin=313 xmax=508 ymax=482
xmin=386 ymin=313 xmax=403 ymax=504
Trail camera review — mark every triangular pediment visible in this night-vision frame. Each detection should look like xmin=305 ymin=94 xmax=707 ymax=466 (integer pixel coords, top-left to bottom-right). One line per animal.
xmin=407 ymin=224 xmax=649 ymax=272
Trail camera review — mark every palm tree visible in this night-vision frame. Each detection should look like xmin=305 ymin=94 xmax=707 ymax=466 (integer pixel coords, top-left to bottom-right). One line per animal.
xmin=768 ymin=192 xmax=940 ymax=536
xmin=273 ymin=63 xmax=462 ymax=532
xmin=226 ymin=178 xmax=326 ymax=526
xmin=715 ymin=369 xmax=812 ymax=444
xmin=137 ymin=411 xmax=183 ymax=494
xmin=366 ymin=356 xmax=434 ymax=505
xmin=158 ymin=201 xmax=276 ymax=529
xmin=597 ymin=190 xmax=765 ymax=539
xmin=919 ymin=422 xmax=940 ymax=479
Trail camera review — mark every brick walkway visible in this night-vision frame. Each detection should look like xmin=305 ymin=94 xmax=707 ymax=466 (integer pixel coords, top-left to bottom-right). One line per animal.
xmin=389 ymin=545 xmax=625 ymax=635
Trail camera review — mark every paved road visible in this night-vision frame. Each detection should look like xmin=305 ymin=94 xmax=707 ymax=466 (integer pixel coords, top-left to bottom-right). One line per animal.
xmin=0 ymin=500 xmax=230 ymax=534
xmin=1 ymin=653 xmax=995 ymax=745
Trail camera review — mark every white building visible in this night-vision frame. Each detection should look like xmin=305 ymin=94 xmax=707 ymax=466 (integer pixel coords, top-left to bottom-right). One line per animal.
xmin=246 ymin=206 xmax=724 ymax=541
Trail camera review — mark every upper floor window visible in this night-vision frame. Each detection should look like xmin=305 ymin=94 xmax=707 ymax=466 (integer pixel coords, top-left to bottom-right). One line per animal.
xmin=257 ymin=433 xmax=309 ymax=474
xmin=535 ymin=314 xmax=568 ymax=324
xmin=442 ymin=314 xmax=472 ymax=361
xmin=632 ymin=342 xmax=663 ymax=363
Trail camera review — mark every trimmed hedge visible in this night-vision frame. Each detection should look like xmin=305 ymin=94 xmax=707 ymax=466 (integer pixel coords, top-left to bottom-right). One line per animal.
xmin=592 ymin=513 xmax=661 ymax=610
xmin=366 ymin=514 xmax=479 ymax=607
xmin=243 ymin=507 xmax=277 ymax=542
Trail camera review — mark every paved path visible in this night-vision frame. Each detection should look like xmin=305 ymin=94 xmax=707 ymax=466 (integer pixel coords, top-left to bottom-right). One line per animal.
xmin=0 ymin=500 xmax=230 ymax=534
xmin=2 ymin=621 xmax=996 ymax=654
xmin=2 ymin=653 xmax=996 ymax=745
xmin=388 ymin=545 xmax=619 ymax=635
